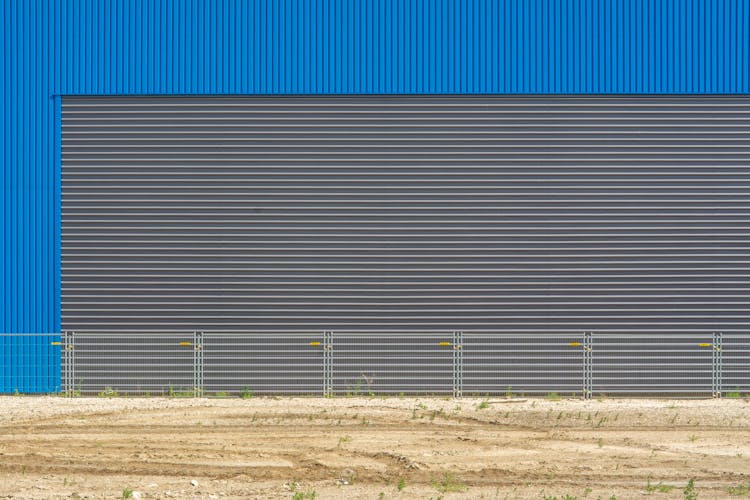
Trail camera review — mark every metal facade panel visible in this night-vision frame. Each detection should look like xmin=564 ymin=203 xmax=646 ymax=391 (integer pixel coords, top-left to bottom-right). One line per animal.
xmin=2 ymin=1 xmax=750 ymax=391
xmin=63 ymin=96 xmax=750 ymax=338
xmin=49 ymin=0 xmax=750 ymax=95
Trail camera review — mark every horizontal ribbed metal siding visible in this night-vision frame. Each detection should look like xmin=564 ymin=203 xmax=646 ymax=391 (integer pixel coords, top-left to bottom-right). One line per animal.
xmin=62 ymin=96 xmax=750 ymax=336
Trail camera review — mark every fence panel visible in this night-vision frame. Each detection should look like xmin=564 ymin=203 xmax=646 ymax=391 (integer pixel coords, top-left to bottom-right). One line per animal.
xmin=591 ymin=334 xmax=714 ymax=397
xmin=0 ymin=334 xmax=62 ymax=394
xmin=203 ymin=334 xmax=324 ymax=395
xmin=462 ymin=334 xmax=585 ymax=396
xmin=331 ymin=334 xmax=454 ymax=395
xmin=723 ymin=334 xmax=750 ymax=396
xmin=72 ymin=333 xmax=195 ymax=396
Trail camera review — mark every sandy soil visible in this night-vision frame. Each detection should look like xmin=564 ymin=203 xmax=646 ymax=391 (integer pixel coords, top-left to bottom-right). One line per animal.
xmin=1 ymin=397 xmax=749 ymax=499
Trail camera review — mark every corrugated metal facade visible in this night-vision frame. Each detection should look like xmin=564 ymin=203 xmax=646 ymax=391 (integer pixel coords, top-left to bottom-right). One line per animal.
xmin=1 ymin=0 xmax=749 ymax=392
xmin=63 ymin=95 xmax=750 ymax=336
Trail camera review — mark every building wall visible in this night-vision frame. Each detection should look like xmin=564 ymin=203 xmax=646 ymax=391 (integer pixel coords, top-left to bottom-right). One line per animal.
xmin=1 ymin=0 xmax=749 ymax=390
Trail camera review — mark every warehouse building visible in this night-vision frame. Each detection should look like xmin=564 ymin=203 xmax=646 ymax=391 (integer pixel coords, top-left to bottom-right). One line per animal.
xmin=1 ymin=1 xmax=749 ymax=396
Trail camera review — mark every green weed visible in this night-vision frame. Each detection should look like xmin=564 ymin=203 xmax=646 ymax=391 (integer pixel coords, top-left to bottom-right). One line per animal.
xmin=727 ymin=484 xmax=750 ymax=496
xmin=646 ymin=476 xmax=676 ymax=494
xmin=98 ymin=386 xmax=118 ymax=398
xmin=241 ymin=387 xmax=255 ymax=399
xmin=432 ymin=473 xmax=467 ymax=493
xmin=683 ymin=479 xmax=697 ymax=500
xmin=292 ymin=491 xmax=317 ymax=500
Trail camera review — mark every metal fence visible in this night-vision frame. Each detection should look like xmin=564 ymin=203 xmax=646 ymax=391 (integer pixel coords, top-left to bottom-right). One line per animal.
xmin=0 ymin=334 xmax=62 ymax=393
xmin=1 ymin=332 xmax=748 ymax=398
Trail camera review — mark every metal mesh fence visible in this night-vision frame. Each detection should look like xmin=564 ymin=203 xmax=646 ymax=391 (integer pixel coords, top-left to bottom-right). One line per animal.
xmin=723 ymin=334 xmax=750 ymax=396
xmin=330 ymin=333 xmax=454 ymax=395
xmin=591 ymin=334 xmax=714 ymax=397
xmin=71 ymin=333 xmax=195 ymax=396
xmin=203 ymin=334 xmax=324 ymax=396
xmin=463 ymin=334 xmax=585 ymax=396
xmin=0 ymin=334 xmax=62 ymax=393
xmin=1 ymin=332 xmax=748 ymax=397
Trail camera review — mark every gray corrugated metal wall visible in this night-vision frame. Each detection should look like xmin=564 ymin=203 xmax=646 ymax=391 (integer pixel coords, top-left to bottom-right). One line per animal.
xmin=62 ymin=96 xmax=750 ymax=336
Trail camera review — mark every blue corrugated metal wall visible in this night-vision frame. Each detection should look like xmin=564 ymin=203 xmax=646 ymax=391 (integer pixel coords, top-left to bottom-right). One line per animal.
xmin=1 ymin=0 xmax=749 ymax=392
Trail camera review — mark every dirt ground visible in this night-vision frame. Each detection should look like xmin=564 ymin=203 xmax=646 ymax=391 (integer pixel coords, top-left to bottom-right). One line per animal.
xmin=0 ymin=397 xmax=749 ymax=499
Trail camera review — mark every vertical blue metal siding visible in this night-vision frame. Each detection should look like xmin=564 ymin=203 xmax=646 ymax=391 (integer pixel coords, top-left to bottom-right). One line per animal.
xmin=1 ymin=0 xmax=749 ymax=392
xmin=46 ymin=0 xmax=749 ymax=95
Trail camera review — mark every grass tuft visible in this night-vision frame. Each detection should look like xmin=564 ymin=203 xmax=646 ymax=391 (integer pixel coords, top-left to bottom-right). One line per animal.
xmin=397 ymin=477 xmax=406 ymax=491
xmin=727 ymin=484 xmax=750 ymax=496
xmin=241 ymin=387 xmax=255 ymax=399
xmin=98 ymin=386 xmax=118 ymax=398
xmin=432 ymin=473 xmax=467 ymax=493
xmin=545 ymin=392 xmax=562 ymax=401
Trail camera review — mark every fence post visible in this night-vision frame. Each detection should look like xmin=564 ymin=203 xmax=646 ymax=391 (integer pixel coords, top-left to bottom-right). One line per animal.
xmin=62 ymin=331 xmax=75 ymax=397
xmin=583 ymin=332 xmax=593 ymax=400
xmin=193 ymin=331 xmax=204 ymax=398
xmin=323 ymin=331 xmax=333 ymax=397
xmin=61 ymin=331 xmax=67 ymax=396
xmin=713 ymin=332 xmax=723 ymax=398
xmin=452 ymin=331 xmax=463 ymax=398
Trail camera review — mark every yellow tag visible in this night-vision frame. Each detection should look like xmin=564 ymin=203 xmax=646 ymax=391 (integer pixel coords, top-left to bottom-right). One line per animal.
xmin=698 ymin=343 xmax=711 ymax=347
xmin=50 ymin=341 xmax=62 ymax=346
xmin=179 ymin=341 xmax=192 ymax=346
xmin=439 ymin=341 xmax=451 ymax=346
xmin=569 ymin=342 xmax=582 ymax=347
xmin=309 ymin=341 xmax=321 ymax=346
